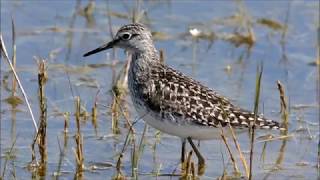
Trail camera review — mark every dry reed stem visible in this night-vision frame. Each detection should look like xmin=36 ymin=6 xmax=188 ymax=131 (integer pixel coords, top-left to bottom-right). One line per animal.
xmin=91 ymin=102 xmax=98 ymax=133
xmin=11 ymin=18 xmax=17 ymax=96
xmin=74 ymin=135 xmax=84 ymax=168
xmin=228 ymin=124 xmax=249 ymax=178
xmin=37 ymin=59 xmax=48 ymax=173
xmin=27 ymin=60 xmax=48 ymax=176
xmin=92 ymin=91 xmax=99 ymax=135
xmin=30 ymin=137 xmax=37 ymax=165
xmin=181 ymin=150 xmax=193 ymax=178
xmin=114 ymin=112 xmax=136 ymax=179
xmin=220 ymin=128 xmax=240 ymax=174
xmin=131 ymin=136 xmax=137 ymax=178
xmin=64 ymin=112 xmax=70 ymax=133
xmin=191 ymin=162 xmax=196 ymax=179
xmin=0 ymin=34 xmax=38 ymax=132
xmin=277 ymin=81 xmax=287 ymax=112
xmin=275 ymin=139 xmax=287 ymax=166
xmin=274 ymin=80 xmax=289 ymax=167
xmin=1 ymin=137 xmax=17 ymax=178
xmin=111 ymin=95 xmax=140 ymax=178
xmin=317 ymin=23 xmax=320 ymax=171
xmin=117 ymin=100 xmax=135 ymax=134
xmin=75 ymin=97 xmax=81 ymax=133
xmin=132 ymin=124 xmax=147 ymax=178
xmin=249 ymin=66 xmax=263 ymax=180
xmin=55 ymin=135 xmax=68 ymax=175
xmin=1 ymin=18 xmax=18 ymax=179
xmin=257 ymin=135 xmax=292 ymax=143
xmin=74 ymin=96 xmax=84 ymax=172
xmin=115 ymin=152 xmax=124 ymax=179
xmin=111 ymin=59 xmax=130 ymax=134
xmin=277 ymin=80 xmax=289 ymax=130
xmin=260 ymin=142 xmax=267 ymax=163
xmin=114 ymin=154 xmax=125 ymax=180
xmin=111 ymin=96 xmax=120 ymax=134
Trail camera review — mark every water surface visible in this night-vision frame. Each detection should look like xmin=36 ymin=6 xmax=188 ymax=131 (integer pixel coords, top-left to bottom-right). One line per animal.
xmin=1 ymin=0 xmax=319 ymax=179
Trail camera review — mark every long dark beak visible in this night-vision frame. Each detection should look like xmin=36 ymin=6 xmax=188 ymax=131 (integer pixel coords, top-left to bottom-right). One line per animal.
xmin=83 ymin=39 xmax=119 ymax=57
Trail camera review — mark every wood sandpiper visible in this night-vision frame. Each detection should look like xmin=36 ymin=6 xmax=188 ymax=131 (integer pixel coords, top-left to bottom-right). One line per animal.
xmin=83 ymin=23 xmax=283 ymax=172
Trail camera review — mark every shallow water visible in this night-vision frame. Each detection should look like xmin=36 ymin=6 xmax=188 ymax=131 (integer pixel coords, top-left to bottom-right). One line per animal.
xmin=1 ymin=0 xmax=319 ymax=179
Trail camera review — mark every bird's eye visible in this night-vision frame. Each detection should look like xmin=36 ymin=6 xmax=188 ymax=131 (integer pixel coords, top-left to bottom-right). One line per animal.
xmin=121 ymin=33 xmax=131 ymax=40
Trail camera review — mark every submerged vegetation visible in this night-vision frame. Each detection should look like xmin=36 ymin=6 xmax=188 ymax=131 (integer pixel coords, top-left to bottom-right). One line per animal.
xmin=0 ymin=0 xmax=319 ymax=179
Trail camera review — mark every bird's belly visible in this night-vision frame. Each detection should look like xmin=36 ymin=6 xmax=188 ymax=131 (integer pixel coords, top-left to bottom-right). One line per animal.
xmin=145 ymin=114 xmax=223 ymax=140
xmin=134 ymin=106 xmax=223 ymax=140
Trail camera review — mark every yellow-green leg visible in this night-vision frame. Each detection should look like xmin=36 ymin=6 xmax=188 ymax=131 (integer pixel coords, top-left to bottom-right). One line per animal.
xmin=187 ymin=137 xmax=206 ymax=175
xmin=181 ymin=138 xmax=186 ymax=163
